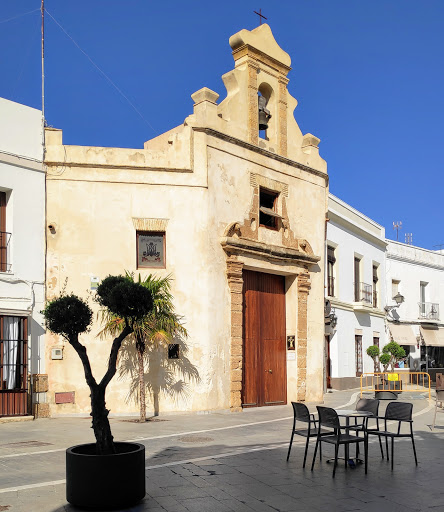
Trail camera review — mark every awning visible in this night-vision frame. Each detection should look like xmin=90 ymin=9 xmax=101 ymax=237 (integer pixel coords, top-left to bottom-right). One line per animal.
xmin=420 ymin=326 xmax=444 ymax=347
xmin=389 ymin=324 xmax=417 ymax=346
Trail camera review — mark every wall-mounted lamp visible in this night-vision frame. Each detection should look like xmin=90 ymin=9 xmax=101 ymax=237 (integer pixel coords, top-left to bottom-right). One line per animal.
xmin=329 ymin=312 xmax=338 ymax=329
xmin=384 ymin=292 xmax=405 ymax=319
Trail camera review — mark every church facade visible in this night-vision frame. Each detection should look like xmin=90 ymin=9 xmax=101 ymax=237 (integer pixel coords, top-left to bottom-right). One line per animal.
xmin=44 ymin=25 xmax=328 ymax=416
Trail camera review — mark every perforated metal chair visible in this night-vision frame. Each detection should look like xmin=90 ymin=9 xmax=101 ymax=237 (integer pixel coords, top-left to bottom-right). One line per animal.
xmin=287 ymin=402 xmax=326 ymax=468
xmin=367 ymin=401 xmax=417 ymax=470
xmin=432 ymin=390 xmax=444 ymax=430
xmin=349 ymin=398 xmax=384 ymax=458
xmin=311 ymin=406 xmax=368 ymax=477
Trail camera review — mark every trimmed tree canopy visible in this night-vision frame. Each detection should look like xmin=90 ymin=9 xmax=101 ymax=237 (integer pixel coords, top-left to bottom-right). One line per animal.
xmin=96 ymin=275 xmax=153 ymax=321
xmin=43 ymin=294 xmax=93 ymax=340
xmin=366 ymin=345 xmax=380 ymax=359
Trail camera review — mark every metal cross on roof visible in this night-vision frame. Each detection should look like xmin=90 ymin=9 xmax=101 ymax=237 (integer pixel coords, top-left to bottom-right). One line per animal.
xmin=254 ymin=9 xmax=267 ymax=26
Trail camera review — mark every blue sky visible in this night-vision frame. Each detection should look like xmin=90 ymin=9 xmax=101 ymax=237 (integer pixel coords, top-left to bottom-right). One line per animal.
xmin=1 ymin=1 xmax=443 ymax=250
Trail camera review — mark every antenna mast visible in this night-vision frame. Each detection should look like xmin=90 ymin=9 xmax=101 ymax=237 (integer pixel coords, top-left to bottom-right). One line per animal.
xmin=41 ymin=0 xmax=45 ymax=153
xmin=393 ymin=221 xmax=402 ymax=242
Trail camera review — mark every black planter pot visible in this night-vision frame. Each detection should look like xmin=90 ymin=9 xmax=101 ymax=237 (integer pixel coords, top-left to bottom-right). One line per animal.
xmin=66 ymin=442 xmax=145 ymax=510
xmin=375 ymin=376 xmax=402 ymax=400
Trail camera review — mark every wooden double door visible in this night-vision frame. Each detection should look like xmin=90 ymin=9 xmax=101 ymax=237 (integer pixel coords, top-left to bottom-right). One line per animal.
xmin=242 ymin=270 xmax=287 ymax=407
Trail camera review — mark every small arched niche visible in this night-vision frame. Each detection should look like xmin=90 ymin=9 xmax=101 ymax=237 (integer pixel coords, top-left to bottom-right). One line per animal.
xmin=258 ymin=83 xmax=274 ymax=142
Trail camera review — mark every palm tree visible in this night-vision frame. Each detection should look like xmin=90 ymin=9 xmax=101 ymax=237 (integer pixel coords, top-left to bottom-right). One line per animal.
xmin=100 ymin=272 xmax=195 ymax=422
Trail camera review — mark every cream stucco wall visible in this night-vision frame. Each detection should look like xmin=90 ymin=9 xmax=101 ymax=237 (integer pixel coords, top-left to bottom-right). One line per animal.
xmin=45 ymin=24 xmax=328 ymax=415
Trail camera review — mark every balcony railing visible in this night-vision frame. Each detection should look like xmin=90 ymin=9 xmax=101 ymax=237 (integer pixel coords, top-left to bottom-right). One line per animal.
xmin=327 ymin=276 xmax=335 ymax=297
xmin=418 ymin=302 xmax=439 ymax=321
xmin=0 ymin=232 xmax=11 ymax=273
xmin=354 ymin=282 xmax=372 ymax=304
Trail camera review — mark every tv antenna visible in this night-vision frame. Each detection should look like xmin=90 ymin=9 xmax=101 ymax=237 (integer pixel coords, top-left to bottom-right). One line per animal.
xmin=393 ymin=221 xmax=402 ymax=241
xmin=405 ymin=233 xmax=413 ymax=245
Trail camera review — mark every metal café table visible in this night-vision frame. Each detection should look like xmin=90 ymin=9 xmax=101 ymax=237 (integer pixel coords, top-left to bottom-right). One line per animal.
xmin=328 ymin=409 xmax=373 ymax=466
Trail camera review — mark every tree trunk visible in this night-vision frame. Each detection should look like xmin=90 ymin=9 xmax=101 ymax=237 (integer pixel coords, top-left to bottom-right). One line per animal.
xmin=90 ymin=385 xmax=115 ymax=455
xmin=136 ymin=333 xmax=146 ymax=423
xmin=69 ymin=325 xmax=132 ymax=455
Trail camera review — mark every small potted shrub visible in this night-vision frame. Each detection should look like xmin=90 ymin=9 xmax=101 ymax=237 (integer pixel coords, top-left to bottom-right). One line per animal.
xmin=43 ymin=275 xmax=153 ymax=510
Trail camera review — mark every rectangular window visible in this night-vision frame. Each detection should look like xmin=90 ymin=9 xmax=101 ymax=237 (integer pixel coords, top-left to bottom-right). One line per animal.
xmin=355 ymin=335 xmax=363 ymax=376
xmin=373 ymin=337 xmax=379 ymax=348
xmin=259 ymin=188 xmax=279 ymax=230
xmin=372 ymin=265 xmax=378 ymax=307
xmin=168 ymin=344 xmax=179 ymax=359
xmin=0 ymin=316 xmax=27 ymax=391
xmin=0 ymin=192 xmax=8 ymax=273
xmin=136 ymin=231 xmax=166 ymax=269
xmin=354 ymin=257 xmax=361 ymax=301
xmin=420 ymin=282 xmax=427 ymax=317
xmin=327 ymin=246 xmax=335 ymax=297
xmin=392 ymin=279 xmax=400 ymax=300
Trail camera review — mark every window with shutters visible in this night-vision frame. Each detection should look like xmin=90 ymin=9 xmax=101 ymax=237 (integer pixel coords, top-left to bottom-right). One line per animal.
xmin=259 ymin=188 xmax=280 ymax=230
xmin=355 ymin=335 xmax=363 ymax=377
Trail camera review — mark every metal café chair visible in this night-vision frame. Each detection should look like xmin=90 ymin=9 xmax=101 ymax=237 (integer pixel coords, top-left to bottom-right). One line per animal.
xmin=349 ymin=398 xmax=384 ymax=459
xmin=432 ymin=390 xmax=444 ymax=430
xmin=311 ymin=406 xmax=368 ymax=477
xmin=287 ymin=402 xmax=326 ymax=468
xmin=367 ymin=402 xmax=417 ymax=470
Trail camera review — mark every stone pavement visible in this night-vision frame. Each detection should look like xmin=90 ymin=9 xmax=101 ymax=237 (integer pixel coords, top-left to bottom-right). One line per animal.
xmin=0 ymin=389 xmax=443 ymax=512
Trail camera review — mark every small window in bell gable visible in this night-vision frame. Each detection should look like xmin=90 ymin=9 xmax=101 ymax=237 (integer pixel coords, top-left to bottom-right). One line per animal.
xmin=259 ymin=188 xmax=280 ymax=230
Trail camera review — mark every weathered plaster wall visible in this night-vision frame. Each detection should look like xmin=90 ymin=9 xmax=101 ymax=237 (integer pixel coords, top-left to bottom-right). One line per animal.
xmin=45 ymin=23 xmax=328 ymax=415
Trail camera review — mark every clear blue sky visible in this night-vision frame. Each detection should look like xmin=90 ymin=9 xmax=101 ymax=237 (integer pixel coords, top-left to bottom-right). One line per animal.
xmin=1 ymin=1 xmax=443 ymax=250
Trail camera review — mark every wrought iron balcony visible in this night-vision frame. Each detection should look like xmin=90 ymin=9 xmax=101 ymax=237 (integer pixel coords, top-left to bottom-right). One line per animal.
xmin=0 ymin=232 xmax=11 ymax=273
xmin=354 ymin=282 xmax=372 ymax=304
xmin=418 ymin=302 xmax=439 ymax=321
xmin=327 ymin=276 xmax=335 ymax=297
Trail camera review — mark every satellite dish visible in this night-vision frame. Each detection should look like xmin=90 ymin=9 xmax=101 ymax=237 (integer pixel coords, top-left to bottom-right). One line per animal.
xmin=325 ymin=299 xmax=331 ymax=316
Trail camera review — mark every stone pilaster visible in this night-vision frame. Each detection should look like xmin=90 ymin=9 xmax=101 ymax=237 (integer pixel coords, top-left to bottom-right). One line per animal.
xmin=227 ymin=256 xmax=244 ymax=412
xmin=297 ymin=272 xmax=311 ymax=401
xmin=278 ymin=77 xmax=288 ymax=157
xmin=247 ymin=64 xmax=259 ymax=146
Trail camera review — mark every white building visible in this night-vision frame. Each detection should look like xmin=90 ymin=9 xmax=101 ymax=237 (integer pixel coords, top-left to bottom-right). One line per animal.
xmin=325 ymin=194 xmax=387 ymax=389
xmin=385 ymin=241 xmax=444 ymax=381
xmin=0 ymin=98 xmax=46 ymax=417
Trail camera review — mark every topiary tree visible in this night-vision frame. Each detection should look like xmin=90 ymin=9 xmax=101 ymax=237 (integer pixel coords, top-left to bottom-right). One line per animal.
xmin=366 ymin=341 xmax=406 ymax=373
xmin=366 ymin=345 xmax=381 ymax=372
xmin=382 ymin=341 xmax=406 ymax=371
xmin=43 ymin=276 xmax=153 ymax=455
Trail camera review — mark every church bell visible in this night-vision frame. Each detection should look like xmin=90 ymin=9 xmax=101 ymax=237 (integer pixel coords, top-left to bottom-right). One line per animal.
xmin=258 ymin=95 xmax=271 ymax=131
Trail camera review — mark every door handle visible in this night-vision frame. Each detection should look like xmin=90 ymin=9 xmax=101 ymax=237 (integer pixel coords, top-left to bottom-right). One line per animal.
xmin=265 ymin=369 xmax=272 ymax=374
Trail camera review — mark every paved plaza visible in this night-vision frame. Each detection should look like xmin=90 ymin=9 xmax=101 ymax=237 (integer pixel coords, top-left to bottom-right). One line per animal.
xmin=0 ymin=389 xmax=443 ymax=512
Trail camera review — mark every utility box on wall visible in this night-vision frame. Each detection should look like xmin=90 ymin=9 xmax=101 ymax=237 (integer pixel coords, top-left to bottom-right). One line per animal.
xmin=33 ymin=374 xmax=49 ymax=393
xmin=51 ymin=348 xmax=63 ymax=360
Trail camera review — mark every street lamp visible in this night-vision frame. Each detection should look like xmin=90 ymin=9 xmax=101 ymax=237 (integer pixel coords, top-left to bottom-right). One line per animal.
xmin=385 ymin=292 xmax=405 ymax=317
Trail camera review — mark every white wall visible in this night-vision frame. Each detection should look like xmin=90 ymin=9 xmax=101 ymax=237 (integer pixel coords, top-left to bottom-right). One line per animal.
xmin=326 ymin=194 xmax=387 ymax=384
xmin=0 ymin=98 xmax=42 ymax=160
xmin=386 ymin=241 xmax=444 ymax=365
xmin=0 ymin=98 xmax=45 ymax=375
xmin=386 ymin=241 xmax=444 ymax=322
